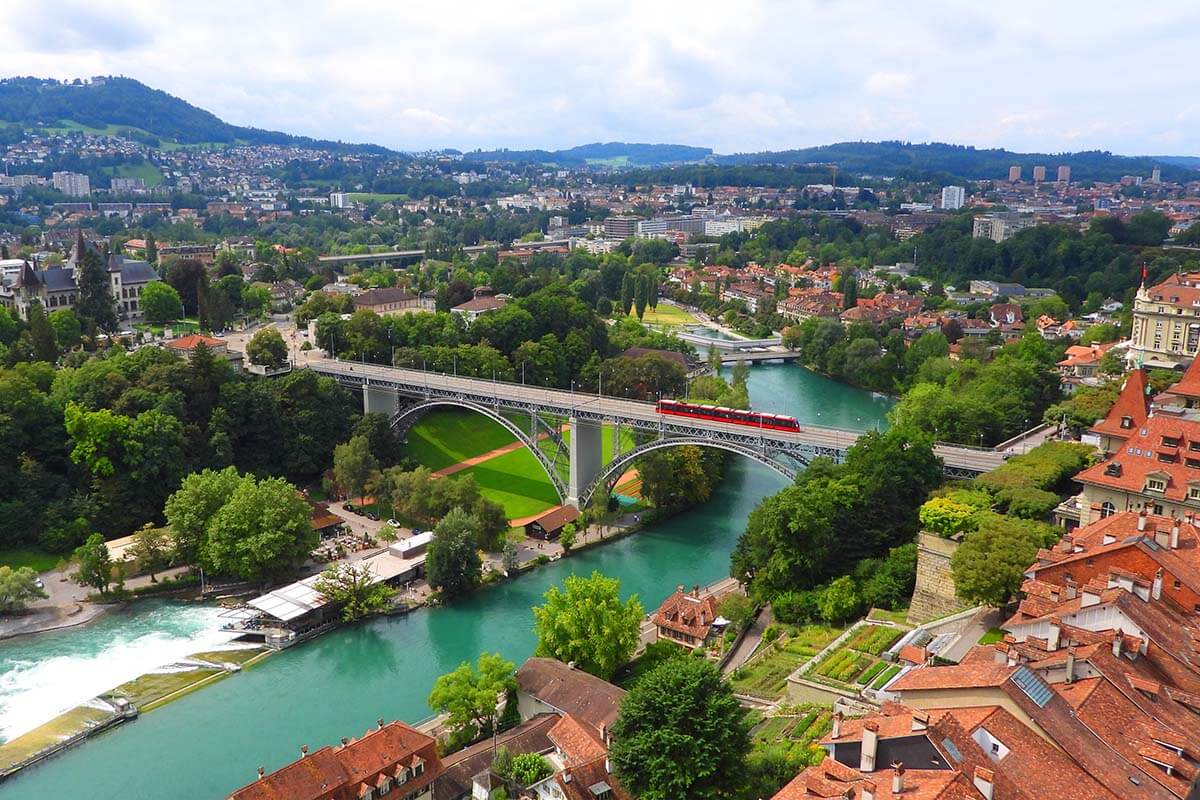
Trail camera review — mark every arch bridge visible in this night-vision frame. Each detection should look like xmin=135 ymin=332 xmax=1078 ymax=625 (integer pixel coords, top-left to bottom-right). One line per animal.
xmin=308 ymin=359 xmax=1004 ymax=509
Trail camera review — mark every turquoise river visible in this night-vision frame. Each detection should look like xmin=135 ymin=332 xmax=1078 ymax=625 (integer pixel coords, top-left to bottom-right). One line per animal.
xmin=0 ymin=363 xmax=892 ymax=799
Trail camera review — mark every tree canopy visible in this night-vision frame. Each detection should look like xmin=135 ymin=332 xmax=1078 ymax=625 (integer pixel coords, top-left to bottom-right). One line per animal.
xmin=532 ymin=571 xmax=644 ymax=680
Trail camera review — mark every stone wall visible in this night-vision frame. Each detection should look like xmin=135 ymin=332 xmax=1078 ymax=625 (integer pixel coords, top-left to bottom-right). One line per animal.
xmin=907 ymin=532 xmax=965 ymax=624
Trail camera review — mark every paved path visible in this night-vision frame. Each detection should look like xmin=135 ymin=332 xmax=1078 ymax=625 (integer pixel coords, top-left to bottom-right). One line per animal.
xmin=938 ymin=607 xmax=1002 ymax=663
xmin=723 ymin=604 xmax=773 ymax=675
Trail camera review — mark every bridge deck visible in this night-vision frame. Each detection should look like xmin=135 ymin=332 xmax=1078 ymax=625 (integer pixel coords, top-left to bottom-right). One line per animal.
xmin=308 ymin=359 xmax=1006 ymax=474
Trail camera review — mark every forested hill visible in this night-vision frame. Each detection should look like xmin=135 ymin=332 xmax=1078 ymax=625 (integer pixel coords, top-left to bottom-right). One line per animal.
xmin=714 ymin=141 xmax=1199 ymax=183
xmin=0 ymin=76 xmax=394 ymax=154
xmin=460 ymin=142 xmax=713 ymax=166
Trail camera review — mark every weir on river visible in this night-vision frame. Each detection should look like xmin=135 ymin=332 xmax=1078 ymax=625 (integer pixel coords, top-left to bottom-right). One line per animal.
xmin=0 ymin=363 xmax=892 ymax=800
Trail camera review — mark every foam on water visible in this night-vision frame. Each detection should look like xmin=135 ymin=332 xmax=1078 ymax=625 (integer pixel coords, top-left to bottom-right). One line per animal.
xmin=0 ymin=602 xmax=242 ymax=743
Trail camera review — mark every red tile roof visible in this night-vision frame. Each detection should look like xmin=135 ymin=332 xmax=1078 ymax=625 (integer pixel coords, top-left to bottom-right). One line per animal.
xmin=1168 ymin=355 xmax=1200 ymax=400
xmin=1076 ymin=413 xmax=1200 ymax=502
xmin=1089 ymin=368 xmax=1150 ymax=440
xmin=653 ymin=587 xmax=724 ymax=642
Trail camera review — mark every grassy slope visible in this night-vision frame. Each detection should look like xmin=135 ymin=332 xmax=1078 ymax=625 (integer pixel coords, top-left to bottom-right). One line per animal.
xmin=403 ymin=409 xmax=521 ymax=470
xmin=454 ymin=447 xmax=561 ymax=519
xmin=623 ymin=304 xmax=698 ymax=327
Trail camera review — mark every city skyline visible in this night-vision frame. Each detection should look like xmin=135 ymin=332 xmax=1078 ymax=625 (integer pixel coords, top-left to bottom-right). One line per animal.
xmin=3 ymin=1 xmax=1198 ymax=156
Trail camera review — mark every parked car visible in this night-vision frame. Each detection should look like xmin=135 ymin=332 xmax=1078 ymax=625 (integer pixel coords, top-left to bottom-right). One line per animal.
xmin=365 ymin=512 xmax=380 ymax=521
xmin=387 ymin=519 xmax=401 ymax=528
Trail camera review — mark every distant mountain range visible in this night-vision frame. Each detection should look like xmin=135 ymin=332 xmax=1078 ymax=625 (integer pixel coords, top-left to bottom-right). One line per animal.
xmin=0 ymin=76 xmax=394 ymax=154
xmin=0 ymin=76 xmax=1195 ymax=182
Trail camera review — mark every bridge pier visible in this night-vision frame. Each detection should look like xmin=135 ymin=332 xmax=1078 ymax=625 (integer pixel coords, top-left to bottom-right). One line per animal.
xmin=567 ymin=417 xmax=604 ymax=508
xmin=363 ymin=384 xmax=399 ymax=417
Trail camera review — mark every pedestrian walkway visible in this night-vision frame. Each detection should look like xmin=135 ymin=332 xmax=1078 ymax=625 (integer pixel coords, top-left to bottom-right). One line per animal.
xmin=722 ymin=603 xmax=773 ymax=675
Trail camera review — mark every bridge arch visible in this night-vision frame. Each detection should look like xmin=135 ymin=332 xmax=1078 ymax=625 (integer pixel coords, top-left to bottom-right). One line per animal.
xmin=390 ymin=399 xmax=567 ymax=505
xmin=579 ymin=436 xmax=803 ymax=508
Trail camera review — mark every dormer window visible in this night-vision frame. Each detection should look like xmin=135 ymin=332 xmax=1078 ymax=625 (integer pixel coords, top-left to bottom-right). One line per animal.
xmin=1121 ymin=416 xmax=1134 ymax=429
xmin=1162 ymin=436 xmax=1180 ymax=448
xmin=1146 ymin=477 xmax=1167 ymax=492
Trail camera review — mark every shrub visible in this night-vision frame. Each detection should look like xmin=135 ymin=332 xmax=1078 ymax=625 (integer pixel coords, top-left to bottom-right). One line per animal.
xmin=773 ymin=589 xmax=820 ymax=624
xmin=509 ymin=753 xmax=553 ymax=786
xmin=994 ymin=486 xmax=1060 ymax=520
xmin=977 ymin=441 xmax=1094 ymax=494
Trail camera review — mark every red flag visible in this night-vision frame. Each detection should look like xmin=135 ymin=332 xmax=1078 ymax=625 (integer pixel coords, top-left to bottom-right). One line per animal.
xmin=1142 ymin=263 xmax=1148 ymax=281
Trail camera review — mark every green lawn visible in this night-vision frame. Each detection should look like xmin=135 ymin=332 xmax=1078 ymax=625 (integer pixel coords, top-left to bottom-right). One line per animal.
xmin=619 ymin=304 xmax=698 ymax=327
xmin=403 ymin=409 xmax=520 ymax=471
xmin=978 ymin=627 xmax=1006 ymax=645
xmin=104 ymin=161 xmax=164 ymax=187
xmin=455 ymin=447 xmax=561 ymax=520
xmin=347 ymin=192 xmax=408 ymax=204
xmin=0 ymin=546 xmax=59 ymax=572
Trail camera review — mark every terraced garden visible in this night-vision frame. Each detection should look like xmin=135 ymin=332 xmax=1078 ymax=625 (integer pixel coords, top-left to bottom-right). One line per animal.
xmin=745 ymin=704 xmax=835 ymax=768
xmin=730 ymin=624 xmax=842 ymax=701
xmin=804 ymin=623 xmax=905 ymax=691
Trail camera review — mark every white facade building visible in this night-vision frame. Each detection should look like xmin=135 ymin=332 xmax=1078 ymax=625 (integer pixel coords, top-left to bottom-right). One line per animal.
xmin=52 ymin=171 xmax=91 ymax=197
xmin=941 ymin=185 xmax=965 ymax=210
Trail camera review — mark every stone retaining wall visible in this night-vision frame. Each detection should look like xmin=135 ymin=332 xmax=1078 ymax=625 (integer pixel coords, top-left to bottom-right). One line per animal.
xmin=907 ymin=532 xmax=965 ymax=624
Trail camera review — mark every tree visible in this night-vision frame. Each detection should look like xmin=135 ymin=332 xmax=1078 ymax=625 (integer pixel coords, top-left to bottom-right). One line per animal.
xmin=73 ymin=532 xmax=112 ymax=593
xmin=426 ymin=507 xmax=482 ymax=599
xmin=532 ymin=571 xmax=643 ymax=680
xmin=164 ymin=467 xmax=242 ymax=566
xmin=165 ymin=259 xmax=208 ymax=317
xmin=128 ymin=524 xmax=171 ymax=581
xmin=333 ymin=435 xmax=378 ymax=504
xmin=141 ymin=282 xmax=185 ymax=324
xmin=817 ymin=575 xmax=862 ymax=624
xmin=508 ymin=753 xmax=553 ymax=787
xmin=610 ymin=658 xmax=749 ymax=800
xmin=427 ymin=652 xmax=516 ymax=743
xmin=48 ymin=309 xmax=82 ymax=351
xmin=144 ymin=232 xmax=157 ymax=265
xmin=75 ymin=241 xmax=117 ymax=331
xmin=244 ymin=327 xmax=289 ymax=368
xmin=716 ymin=593 xmax=754 ymax=629
xmin=558 ymin=522 xmax=577 ymax=552
xmin=315 ymin=562 xmax=394 ymax=621
xmin=0 ymin=565 xmax=47 ymax=613
xmin=202 ymin=475 xmax=316 ymax=582
xmin=26 ymin=301 xmax=57 ymax=362
xmin=841 ymin=269 xmax=858 ymax=309
xmin=951 ymin=513 xmax=1059 ymax=606
xmin=919 ymin=494 xmax=985 ymax=537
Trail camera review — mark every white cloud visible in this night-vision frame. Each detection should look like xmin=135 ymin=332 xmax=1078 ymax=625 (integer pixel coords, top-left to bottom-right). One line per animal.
xmin=0 ymin=1 xmax=1196 ymax=155
xmin=864 ymin=72 xmax=913 ymax=96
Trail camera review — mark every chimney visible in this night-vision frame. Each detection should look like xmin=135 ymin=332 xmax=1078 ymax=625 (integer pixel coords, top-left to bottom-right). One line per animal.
xmin=693 ymin=584 xmax=700 ymax=597
xmin=340 ymin=737 xmax=350 ymax=746
xmin=1065 ymin=646 xmax=1076 ymax=684
xmin=1047 ymin=621 xmax=1061 ymax=651
xmin=676 ymin=584 xmax=684 ymax=595
xmin=891 ymin=762 xmax=905 ymax=794
xmin=563 ymin=771 xmax=572 ymax=784
xmin=911 ymin=711 xmax=929 ymax=732
xmin=257 ymin=767 xmax=265 ymax=779
xmin=377 ymin=718 xmax=385 ymax=730
xmin=1170 ymin=522 xmax=1180 ymax=549
xmin=1152 ymin=568 xmax=1163 ymax=600
xmin=599 ymin=723 xmax=608 ymax=745
xmin=1138 ymin=510 xmax=1148 ymax=531
xmin=860 ymin=779 xmax=877 ymax=800
xmin=1064 ymin=577 xmax=1077 ymax=600
xmin=832 ymin=711 xmax=843 ymax=739
xmin=300 ymin=744 xmax=309 ymax=757
xmin=860 ymin=721 xmax=879 ymax=773
xmin=973 ymin=766 xmax=995 ymax=800
xmin=1112 ymin=636 xmax=1123 ymax=658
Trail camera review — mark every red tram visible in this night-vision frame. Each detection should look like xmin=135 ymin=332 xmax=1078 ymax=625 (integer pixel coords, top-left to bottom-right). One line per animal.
xmin=656 ymin=399 xmax=801 ymax=432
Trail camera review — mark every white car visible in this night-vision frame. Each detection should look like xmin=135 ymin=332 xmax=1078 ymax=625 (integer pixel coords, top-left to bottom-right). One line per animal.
xmin=387 ymin=518 xmax=401 ymax=528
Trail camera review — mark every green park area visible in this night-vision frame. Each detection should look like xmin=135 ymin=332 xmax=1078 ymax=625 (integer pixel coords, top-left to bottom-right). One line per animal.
xmin=403 ymin=409 xmax=522 ymax=471
xmin=347 ymin=192 xmax=407 ymax=204
xmin=621 ymin=304 xmax=698 ymax=327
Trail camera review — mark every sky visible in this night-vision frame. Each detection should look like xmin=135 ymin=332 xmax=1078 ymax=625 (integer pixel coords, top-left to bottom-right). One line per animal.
xmin=2 ymin=1 xmax=1198 ymax=156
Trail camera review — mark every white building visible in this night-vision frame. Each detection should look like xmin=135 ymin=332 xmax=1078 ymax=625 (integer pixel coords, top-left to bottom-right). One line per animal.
xmin=941 ymin=185 xmax=965 ymax=210
xmin=329 ymin=192 xmax=350 ymax=209
xmin=52 ymin=171 xmax=91 ymax=197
